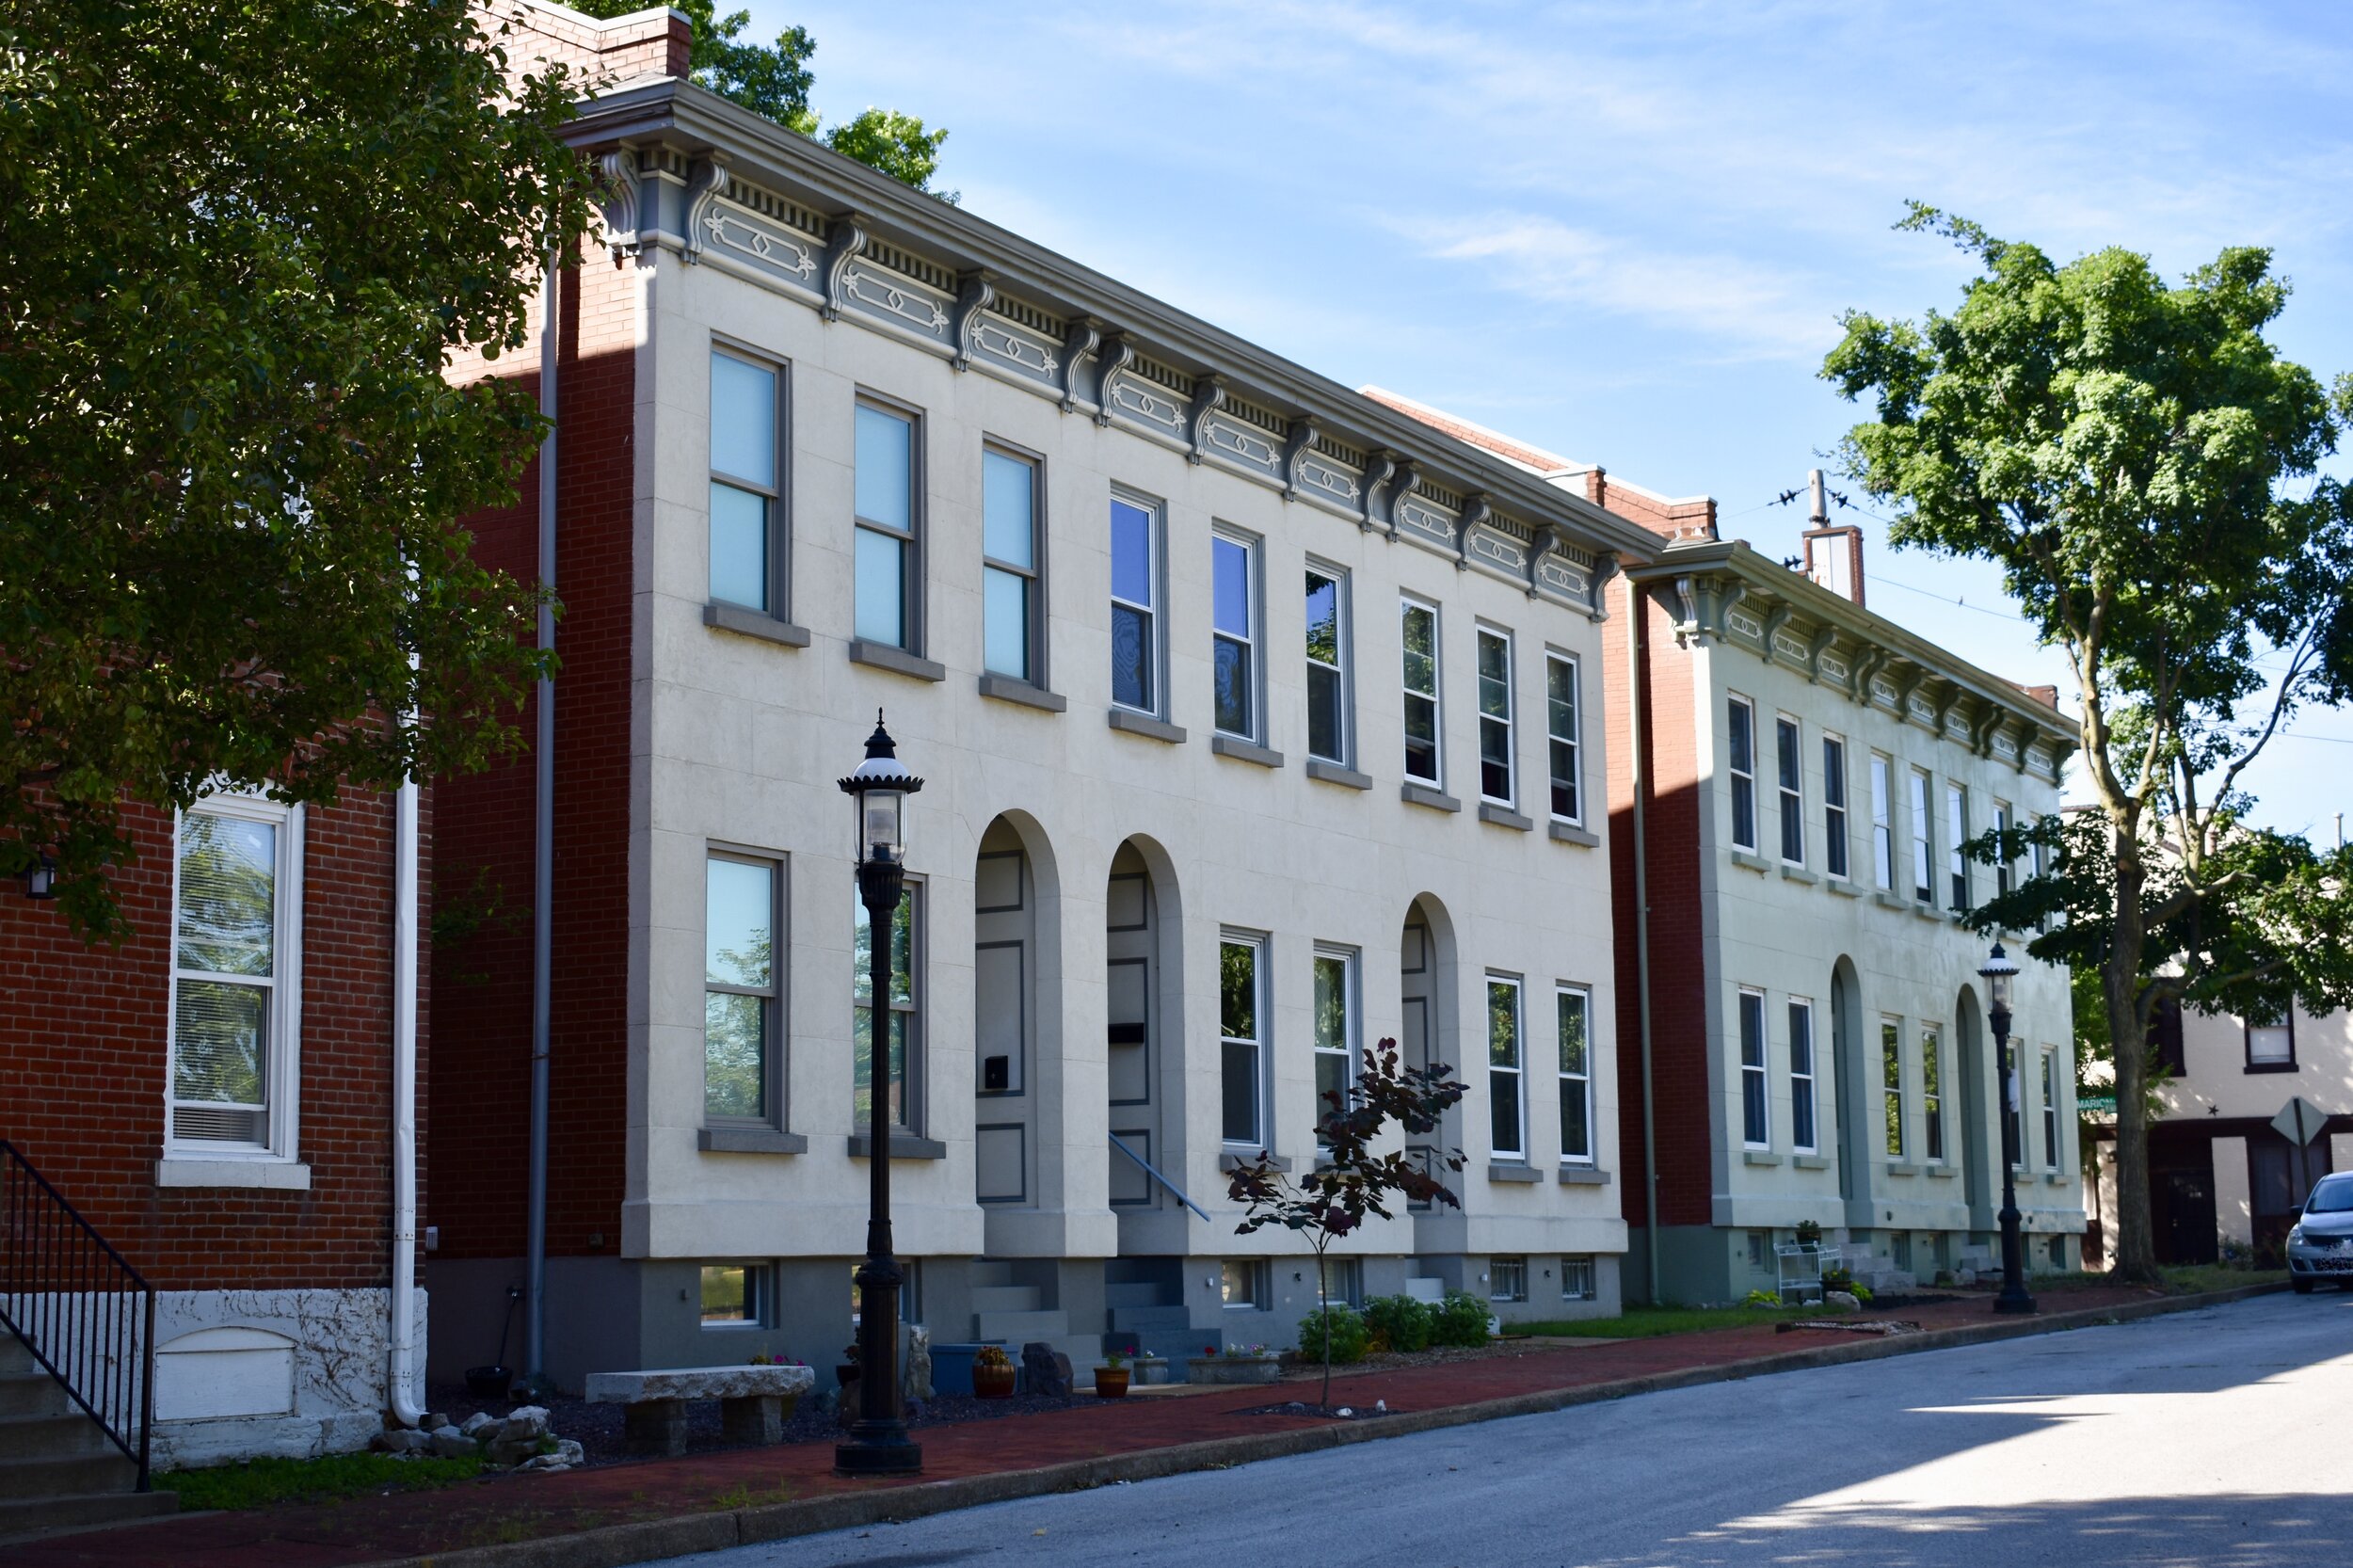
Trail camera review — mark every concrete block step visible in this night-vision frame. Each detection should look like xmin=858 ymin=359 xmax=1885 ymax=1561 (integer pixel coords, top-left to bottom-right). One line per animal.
xmin=0 ymin=1374 xmax=67 ymax=1421
xmin=1108 ymin=1305 xmax=1193 ymax=1333
xmin=973 ymin=1310 xmax=1069 ymax=1343
xmin=1104 ymin=1282 xmax=1175 ymax=1309
xmin=0 ymin=1414 xmax=112 ymax=1463
xmin=0 ymin=1339 xmax=29 ymax=1376
xmin=0 ymin=1451 xmax=138 ymax=1502
xmin=968 ymin=1285 xmax=1044 ymax=1315
xmin=968 ymin=1260 xmax=1019 ymax=1288
xmin=0 ymin=1488 xmax=178 ymax=1546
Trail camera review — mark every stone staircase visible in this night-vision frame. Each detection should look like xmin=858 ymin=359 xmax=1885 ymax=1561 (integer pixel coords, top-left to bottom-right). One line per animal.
xmin=969 ymin=1260 xmax=1102 ymax=1389
xmin=1103 ymin=1258 xmax=1210 ymax=1374
xmin=0 ymin=1336 xmax=176 ymax=1544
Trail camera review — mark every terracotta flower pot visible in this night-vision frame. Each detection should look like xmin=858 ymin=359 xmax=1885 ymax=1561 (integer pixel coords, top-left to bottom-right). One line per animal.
xmin=1094 ymin=1367 xmax=1130 ymax=1398
xmin=972 ymin=1363 xmax=1016 ymax=1400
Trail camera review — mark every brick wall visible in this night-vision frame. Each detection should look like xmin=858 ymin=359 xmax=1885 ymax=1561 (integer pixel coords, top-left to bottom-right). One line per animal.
xmin=431 ymin=242 xmax=638 ymax=1266
xmin=0 ymin=790 xmax=428 ymax=1291
xmin=483 ymin=0 xmax=690 ymax=88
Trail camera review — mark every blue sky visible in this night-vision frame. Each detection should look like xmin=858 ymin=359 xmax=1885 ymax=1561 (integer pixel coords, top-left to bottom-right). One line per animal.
xmin=754 ymin=0 xmax=2353 ymax=840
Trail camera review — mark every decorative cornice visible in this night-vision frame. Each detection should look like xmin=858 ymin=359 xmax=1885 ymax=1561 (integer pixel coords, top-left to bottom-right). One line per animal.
xmin=951 ymin=269 xmax=998 ymax=372
xmin=1457 ymin=493 xmax=1493 ymax=572
xmin=1805 ymin=625 xmax=1838 ymax=685
xmin=1091 ymin=333 xmax=1134 ymax=427
xmin=1364 ymin=451 xmax=1401 ymax=534
xmin=1186 ymin=374 xmax=1228 ymax=465
xmin=1281 ymin=416 xmax=1320 ymax=499
xmin=681 ymin=152 xmax=731 ymax=266
xmin=596 ymin=149 xmax=641 ymax=263
xmin=1759 ymin=602 xmax=1796 ymax=667
xmin=820 ymin=211 xmax=869 ymax=321
xmin=1058 ymin=318 xmax=1099 ymax=413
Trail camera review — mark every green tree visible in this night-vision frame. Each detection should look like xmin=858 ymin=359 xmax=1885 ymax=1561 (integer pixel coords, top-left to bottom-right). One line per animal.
xmin=1 ymin=0 xmax=604 ymax=940
xmin=1824 ymin=206 xmax=2353 ymax=1284
xmin=570 ymin=2 xmax=950 ymax=196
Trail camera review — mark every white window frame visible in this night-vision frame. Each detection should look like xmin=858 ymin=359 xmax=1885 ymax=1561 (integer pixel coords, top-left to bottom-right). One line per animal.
xmin=1910 ymin=768 xmax=1934 ymax=904
xmin=1487 ymin=973 xmax=1526 ymax=1160
xmin=1870 ymin=753 xmax=1894 ymax=889
xmin=2041 ymin=1048 xmax=2063 ymax=1170
xmin=1822 ymin=733 xmax=1849 ymax=881
xmin=1109 ymin=490 xmax=1163 ymax=717
xmin=1774 ymin=713 xmax=1804 ymax=865
xmin=1489 ymin=1256 xmax=1529 ymax=1303
xmin=1401 ymin=595 xmax=1444 ymax=787
xmin=1304 ymin=562 xmax=1353 ymax=766
xmin=1737 ymin=987 xmax=1769 ymax=1149
xmin=1881 ymin=1016 xmax=1906 ymax=1160
xmin=164 ymin=795 xmax=305 ymax=1165
xmin=1946 ymin=782 xmax=1969 ymax=911
xmin=1475 ymin=625 xmax=1516 ymax=808
xmin=1311 ymin=946 xmax=1359 ymax=1145
xmin=1727 ymin=695 xmax=1758 ymax=851
xmin=1561 ymin=1256 xmax=1597 ymax=1302
xmin=699 ymin=1262 xmax=772 ymax=1329
xmin=1922 ymin=1023 xmax=1945 ymax=1164
xmin=1787 ymin=997 xmax=1817 ymax=1155
xmin=1220 ymin=932 xmax=1269 ymax=1148
xmin=1557 ymin=984 xmax=1594 ymax=1167
xmin=1210 ymin=526 xmax=1262 ymax=743
xmin=1545 ymin=649 xmax=1583 ymax=825
xmin=1993 ymin=800 xmax=2013 ymax=901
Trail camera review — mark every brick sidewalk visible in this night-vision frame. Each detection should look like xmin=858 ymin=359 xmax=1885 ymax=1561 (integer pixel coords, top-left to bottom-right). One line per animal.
xmin=0 ymin=1284 xmax=2207 ymax=1568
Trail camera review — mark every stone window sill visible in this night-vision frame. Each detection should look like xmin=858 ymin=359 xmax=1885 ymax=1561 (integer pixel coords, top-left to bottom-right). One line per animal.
xmin=2244 ymin=1061 xmax=2299 ymax=1075
xmin=1793 ymin=1154 xmax=1833 ymax=1170
xmin=1780 ymin=864 xmax=1817 ymax=886
xmin=1742 ymin=1149 xmax=1781 ymax=1166
xmin=2042 ymin=1171 xmax=2071 ymax=1186
xmin=1108 ymin=708 xmax=1186 ymax=744
xmin=155 ymin=1158 xmax=312 ymax=1191
xmin=1305 ymin=759 xmax=1372 ymax=790
xmin=1557 ymin=1166 xmax=1610 ymax=1186
xmin=1913 ymin=904 xmax=1947 ymax=923
xmin=1478 ymin=803 xmax=1534 ymax=832
xmin=1211 ymin=734 xmax=1284 ymax=769
xmin=1486 ymin=1161 xmax=1543 ymax=1183
xmin=1219 ymin=1150 xmax=1292 ymax=1173
xmin=1873 ymin=892 xmax=1912 ymax=913
xmin=977 ymin=673 xmax=1066 ymax=712
xmin=1926 ymin=1164 xmax=1959 ymax=1179
xmin=1549 ymin=821 xmax=1599 ymax=847
xmin=1885 ymin=1160 xmax=1922 ymax=1176
xmin=848 ymin=639 xmax=946 ymax=682
xmin=698 ymin=1128 xmax=808 ymax=1156
xmin=1728 ymin=849 xmax=1772 ymax=873
xmin=703 ymin=601 xmax=810 ymax=647
xmin=847 ymin=1133 xmax=947 ymax=1160
xmin=1400 ymin=782 xmax=1461 ymax=813
xmin=1826 ymin=878 xmax=1863 ymax=898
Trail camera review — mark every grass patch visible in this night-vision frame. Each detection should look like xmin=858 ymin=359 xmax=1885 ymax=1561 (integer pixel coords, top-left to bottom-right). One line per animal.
xmin=158 ymin=1450 xmax=486 ymax=1512
xmin=2159 ymin=1264 xmax=2289 ymax=1296
xmin=1516 ymin=1303 xmax=1844 ymax=1339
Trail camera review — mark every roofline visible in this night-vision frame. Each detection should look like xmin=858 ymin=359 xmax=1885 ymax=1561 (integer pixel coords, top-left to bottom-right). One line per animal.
xmin=562 ymin=76 xmax=1668 ymax=566
xmin=1628 ymin=537 xmax=2077 ymax=740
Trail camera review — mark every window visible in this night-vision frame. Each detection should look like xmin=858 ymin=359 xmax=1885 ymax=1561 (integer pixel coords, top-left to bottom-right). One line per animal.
xmin=2041 ymin=1048 xmax=2063 ymax=1170
xmin=850 ymin=1258 xmax=921 ymax=1330
xmin=1870 ymin=754 xmax=1894 ymax=889
xmin=1775 ymin=715 xmax=1804 ymax=864
xmin=1110 ymin=496 xmax=1160 ymax=712
xmin=1312 ymin=949 xmax=1356 ymax=1132
xmin=699 ymin=1263 xmax=769 ymax=1327
xmin=168 ymin=801 xmax=300 ymax=1152
xmin=2247 ymin=1008 xmax=2296 ymax=1069
xmin=1738 ymin=988 xmax=1769 ymax=1147
xmin=1822 ymin=736 xmax=1849 ymax=880
xmin=854 ymin=400 xmax=919 ymax=649
xmin=709 ymin=349 xmax=783 ymax=613
xmin=705 ymin=854 xmax=780 ymax=1122
xmin=1489 ymin=1256 xmax=1528 ymax=1303
xmin=853 ymin=882 xmax=920 ymax=1131
xmin=1921 ymin=1024 xmax=1945 ymax=1163
xmin=1401 ymin=597 xmax=1442 ymax=784
xmin=1221 ymin=1258 xmax=1269 ymax=1310
xmin=1488 ymin=976 xmax=1525 ymax=1159
xmin=1946 ymin=783 xmax=1969 ymax=910
xmin=1561 ymin=1256 xmax=1597 ymax=1302
xmin=1891 ymin=1232 xmax=1913 ymax=1272
xmin=1546 ymin=652 xmax=1582 ymax=823
xmin=1881 ymin=1018 xmax=1905 ymax=1159
xmin=1476 ymin=628 xmax=1515 ymax=805
xmin=1727 ymin=696 xmax=1757 ymax=850
xmin=1787 ymin=999 xmax=1817 ymax=1154
xmin=1910 ymin=769 xmax=1933 ymax=904
xmin=1211 ymin=530 xmax=1259 ymax=739
xmin=982 ymin=445 xmax=1041 ymax=682
xmin=1221 ymin=936 xmax=1266 ymax=1145
xmin=2007 ymin=1044 xmax=2024 ymax=1169
xmin=1305 ymin=566 xmax=1351 ymax=763
xmin=1558 ymin=985 xmax=1593 ymax=1165
xmin=1993 ymin=801 xmax=2013 ymax=900
xmin=2029 ymin=834 xmax=2051 ymax=932
xmin=1322 ymin=1257 xmax=1366 ymax=1310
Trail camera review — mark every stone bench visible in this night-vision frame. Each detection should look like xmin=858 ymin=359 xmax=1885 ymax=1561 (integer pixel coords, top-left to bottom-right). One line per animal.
xmin=584 ymin=1363 xmax=815 ymax=1456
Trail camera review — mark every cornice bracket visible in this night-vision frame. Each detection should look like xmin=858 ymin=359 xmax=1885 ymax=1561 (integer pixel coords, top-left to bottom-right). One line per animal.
xmin=682 ymin=152 xmax=732 ymax=267
xmin=1759 ymin=603 xmax=1796 ymax=666
xmin=1361 ymin=450 xmax=1400 ymax=533
xmin=950 ymin=269 xmax=998 ymax=372
xmin=1186 ymin=374 xmax=1228 ymax=464
xmin=596 ymin=149 xmax=642 ymax=264
xmin=1058 ymin=318 xmax=1100 ymax=413
xmin=1805 ymin=625 xmax=1838 ymax=685
xmin=1282 ymin=415 xmax=1321 ymax=499
xmin=1091 ymin=332 xmax=1134 ymax=427
xmin=1457 ymin=493 xmax=1493 ymax=572
xmin=820 ymin=211 xmax=870 ymax=321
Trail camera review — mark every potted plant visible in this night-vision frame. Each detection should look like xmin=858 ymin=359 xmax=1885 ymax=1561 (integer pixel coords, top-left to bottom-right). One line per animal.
xmin=1094 ymin=1350 xmax=1130 ymax=1399
xmin=1794 ymin=1220 xmax=1823 ymax=1250
xmin=971 ymin=1344 xmax=1016 ymax=1400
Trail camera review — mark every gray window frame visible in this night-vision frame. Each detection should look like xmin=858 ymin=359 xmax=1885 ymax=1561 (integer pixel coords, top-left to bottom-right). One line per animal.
xmin=1738 ymin=987 xmax=1769 ymax=1148
xmin=1210 ymin=525 xmax=1264 ymax=743
xmin=853 ymin=391 xmax=924 ymax=654
xmin=980 ymin=437 xmax=1047 ymax=687
xmin=1109 ymin=488 xmax=1166 ymax=718
xmin=1304 ymin=561 xmax=1353 ymax=766
xmin=707 ymin=342 xmax=790 ymax=617
xmin=1401 ymin=594 xmax=1444 ymax=787
xmin=1727 ymin=695 xmax=1757 ymax=851
xmin=1220 ymin=931 xmax=1269 ymax=1148
xmin=704 ymin=847 xmax=787 ymax=1129
xmin=1475 ymin=625 xmax=1517 ymax=808
xmin=853 ymin=874 xmax=925 ymax=1136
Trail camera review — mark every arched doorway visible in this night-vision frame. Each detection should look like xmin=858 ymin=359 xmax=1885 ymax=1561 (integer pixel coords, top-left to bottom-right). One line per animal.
xmin=1831 ymin=957 xmax=1868 ymax=1216
xmin=974 ymin=814 xmax=1060 ymax=1212
xmin=1955 ymin=984 xmax=1991 ymax=1230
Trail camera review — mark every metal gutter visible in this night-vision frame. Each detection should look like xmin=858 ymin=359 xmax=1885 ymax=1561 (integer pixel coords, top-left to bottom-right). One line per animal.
xmin=524 ymin=258 xmax=558 ymax=1384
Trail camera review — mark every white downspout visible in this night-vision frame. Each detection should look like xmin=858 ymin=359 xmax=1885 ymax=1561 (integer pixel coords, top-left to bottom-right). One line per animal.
xmin=389 ymin=763 xmax=424 ymax=1427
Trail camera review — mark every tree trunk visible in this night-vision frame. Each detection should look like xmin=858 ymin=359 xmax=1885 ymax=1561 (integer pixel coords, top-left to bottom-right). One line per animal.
xmin=2105 ymin=847 xmax=2160 ymax=1285
xmin=1315 ymin=1252 xmax=1331 ymax=1411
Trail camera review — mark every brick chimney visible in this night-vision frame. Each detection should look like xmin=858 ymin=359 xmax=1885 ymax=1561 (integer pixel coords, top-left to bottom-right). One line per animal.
xmin=1799 ymin=469 xmax=1865 ymax=607
xmin=486 ymin=1 xmax=693 ymax=90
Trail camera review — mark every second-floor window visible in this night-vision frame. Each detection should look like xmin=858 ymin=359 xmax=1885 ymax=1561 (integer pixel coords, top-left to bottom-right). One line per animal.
xmin=1211 ymin=531 xmax=1260 ymax=740
xmin=854 ymin=400 xmax=918 ymax=650
xmin=1738 ymin=988 xmax=1769 ymax=1147
xmin=1546 ymin=652 xmax=1582 ymax=824
xmin=1305 ymin=567 xmax=1351 ymax=764
xmin=1401 ymin=597 xmax=1442 ymax=785
xmin=2042 ymin=1048 xmax=2063 ymax=1169
xmin=981 ymin=445 xmax=1041 ymax=683
xmin=1476 ymin=628 xmax=1515 ymax=805
xmin=168 ymin=801 xmax=300 ymax=1154
xmin=1870 ymin=753 xmax=1894 ymax=888
xmin=709 ymin=348 xmax=783 ymax=613
xmin=1822 ymin=736 xmax=1849 ymax=880
xmin=1110 ymin=495 xmax=1160 ymax=713
xmin=1775 ymin=715 xmax=1804 ymax=864
xmin=1727 ymin=696 xmax=1757 ymax=850
xmin=1994 ymin=801 xmax=2014 ymax=898
xmin=1910 ymin=768 xmax=1933 ymax=904
xmin=1946 ymin=783 xmax=1969 ymax=910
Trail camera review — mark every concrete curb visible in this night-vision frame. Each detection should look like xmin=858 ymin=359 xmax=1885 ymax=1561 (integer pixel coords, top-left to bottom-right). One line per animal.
xmin=385 ymin=1282 xmax=2281 ymax=1568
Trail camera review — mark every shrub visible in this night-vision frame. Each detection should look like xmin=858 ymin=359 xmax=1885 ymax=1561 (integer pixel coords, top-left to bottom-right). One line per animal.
xmin=1431 ymin=1290 xmax=1492 ymax=1347
xmin=1297 ymin=1305 xmax=1369 ymax=1365
xmin=1743 ymin=1289 xmax=1782 ymax=1308
xmin=1363 ymin=1293 xmax=1433 ymax=1353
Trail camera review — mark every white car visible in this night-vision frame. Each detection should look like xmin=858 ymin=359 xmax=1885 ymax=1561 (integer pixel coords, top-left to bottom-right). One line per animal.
xmin=2286 ymin=1173 xmax=2353 ymax=1293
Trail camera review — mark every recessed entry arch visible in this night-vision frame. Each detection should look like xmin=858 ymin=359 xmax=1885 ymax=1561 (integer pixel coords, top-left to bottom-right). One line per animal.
xmin=973 ymin=811 xmax=1064 ymax=1208
xmin=1106 ymin=834 xmax=1183 ymax=1211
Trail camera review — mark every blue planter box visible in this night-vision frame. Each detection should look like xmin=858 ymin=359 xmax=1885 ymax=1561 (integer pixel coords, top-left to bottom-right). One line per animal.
xmin=929 ymin=1342 xmax=996 ymax=1399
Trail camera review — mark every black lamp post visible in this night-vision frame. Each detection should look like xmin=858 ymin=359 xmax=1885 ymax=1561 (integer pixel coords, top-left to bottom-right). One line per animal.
xmin=836 ymin=712 xmax=924 ymax=1476
xmin=1979 ymin=942 xmax=2037 ymax=1315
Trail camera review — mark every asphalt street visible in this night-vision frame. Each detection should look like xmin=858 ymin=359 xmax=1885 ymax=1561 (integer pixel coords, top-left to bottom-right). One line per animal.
xmin=656 ymin=1292 xmax=2353 ymax=1568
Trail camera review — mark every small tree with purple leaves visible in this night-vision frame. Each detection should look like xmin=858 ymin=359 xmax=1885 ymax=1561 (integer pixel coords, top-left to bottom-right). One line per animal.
xmin=1225 ymin=1037 xmax=1465 ymax=1411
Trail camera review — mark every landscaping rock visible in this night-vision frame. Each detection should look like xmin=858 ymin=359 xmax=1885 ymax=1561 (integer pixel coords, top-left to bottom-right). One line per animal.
xmin=499 ymin=1405 xmax=551 ymax=1442
xmin=428 ymin=1426 xmax=475 ymax=1460
xmin=423 ymin=1411 xmax=451 ymax=1432
xmin=459 ymin=1411 xmax=495 ymax=1438
xmin=1021 ymin=1342 xmax=1072 ymax=1398
xmin=371 ymin=1427 xmax=433 ymax=1455
xmin=905 ymin=1324 xmax=934 ymax=1400
xmin=1825 ymin=1290 xmax=1861 ymax=1312
xmin=1955 ymin=1268 xmax=1978 ymax=1287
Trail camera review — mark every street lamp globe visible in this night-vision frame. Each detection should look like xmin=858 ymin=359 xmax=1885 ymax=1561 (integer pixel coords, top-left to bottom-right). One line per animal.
xmin=839 ymin=711 xmax=922 ymax=866
xmin=1977 ymin=942 xmax=2018 ymax=1017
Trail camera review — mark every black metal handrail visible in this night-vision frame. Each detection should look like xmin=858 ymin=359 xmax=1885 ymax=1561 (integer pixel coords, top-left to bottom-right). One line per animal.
xmin=0 ymin=1141 xmax=154 ymax=1490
